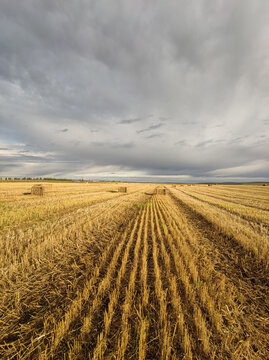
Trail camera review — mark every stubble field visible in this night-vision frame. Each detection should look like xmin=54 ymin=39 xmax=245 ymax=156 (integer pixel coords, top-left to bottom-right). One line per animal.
xmin=0 ymin=182 xmax=268 ymax=359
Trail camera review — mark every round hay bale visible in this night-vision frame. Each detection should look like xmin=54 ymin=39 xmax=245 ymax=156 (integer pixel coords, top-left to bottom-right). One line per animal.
xmin=31 ymin=184 xmax=45 ymax=196
xmin=118 ymin=186 xmax=127 ymax=193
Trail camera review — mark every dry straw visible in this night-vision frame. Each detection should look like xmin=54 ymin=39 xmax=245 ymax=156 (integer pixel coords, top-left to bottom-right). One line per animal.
xmin=31 ymin=184 xmax=44 ymax=196
xmin=118 ymin=186 xmax=127 ymax=193
xmin=154 ymin=188 xmax=166 ymax=195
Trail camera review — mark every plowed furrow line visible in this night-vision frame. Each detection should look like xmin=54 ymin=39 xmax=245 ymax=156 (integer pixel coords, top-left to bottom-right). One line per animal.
xmin=150 ymin=199 xmax=172 ymax=360
xmin=204 ymin=186 xmax=269 ymax=199
xmin=115 ymin=206 xmax=146 ymax=360
xmin=2 ymin=220 xmax=130 ymax=360
xmin=136 ymin=203 xmax=150 ymax=360
xmin=67 ymin=210 xmax=143 ymax=360
xmin=141 ymin=205 xmax=150 ymax=310
xmin=188 ymin=188 xmax=269 ymax=212
xmin=165 ymin=191 xmax=269 ymax=359
xmin=154 ymin=197 xmax=215 ymax=358
xmin=173 ymin=189 xmax=269 ymax=267
xmin=180 ymin=188 xmax=269 ymax=229
xmin=99 ymin=203 xmax=150 ymax=360
xmin=0 ymin=192 xmax=141 ymax=301
xmin=169 ymin=189 xmax=269 ymax=277
xmin=1 ymin=208 xmax=135 ymax=359
xmin=138 ymin=201 xmax=159 ymax=359
xmin=151 ymin=198 xmax=192 ymax=359
xmin=159 ymin=194 xmax=226 ymax=286
xmin=36 ymin=209 xmax=142 ymax=360
xmin=1 ymin=189 xmax=146 ymax=271
xmin=156 ymin=197 xmax=225 ymax=333
xmin=158 ymin=195 xmax=232 ymax=327
xmin=0 ymin=191 xmax=125 ymax=239
xmin=154 ymin=198 xmax=214 ymax=357
xmin=90 ymin=204 xmax=147 ymax=360
xmin=156 ymin=196 xmax=254 ymax=358
xmin=169 ymin=189 xmax=269 ymax=291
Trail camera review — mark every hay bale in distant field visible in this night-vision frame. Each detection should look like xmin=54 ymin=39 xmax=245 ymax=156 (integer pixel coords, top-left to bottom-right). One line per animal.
xmin=118 ymin=186 xmax=127 ymax=193
xmin=172 ymin=184 xmax=176 ymax=188
xmin=208 ymin=184 xmax=212 ymax=186
xmin=156 ymin=188 xmax=166 ymax=195
xmin=31 ymin=184 xmax=44 ymax=196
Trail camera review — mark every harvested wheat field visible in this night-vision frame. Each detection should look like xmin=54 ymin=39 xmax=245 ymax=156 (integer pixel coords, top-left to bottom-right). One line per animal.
xmin=0 ymin=182 xmax=268 ymax=359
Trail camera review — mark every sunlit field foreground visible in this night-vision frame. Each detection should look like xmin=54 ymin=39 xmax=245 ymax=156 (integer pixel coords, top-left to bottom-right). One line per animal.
xmin=0 ymin=182 xmax=268 ymax=359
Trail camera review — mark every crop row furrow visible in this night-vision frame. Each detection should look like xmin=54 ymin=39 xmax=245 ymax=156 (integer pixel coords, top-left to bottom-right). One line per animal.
xmin=151 ymin=198 xmax=193 ymax=359
xmin=157 ymin=196 xmax=228 ymax=329
xmin=90 ymin=204 xmax=148 ymax=360
xmin=115 ymin=205 xmax=146 ymax=359
xmin=153 ymin=198 xmax=212 ymax=357
xmin=165 ymin=189 xmax=269 ymax=359
xmin=35 ymin=209 xmax=141 ymax=360
xmin=0 ymin=190 xmax=138 ymax=270
xmin=150 ymin=199 xmax=172 ymax=359
xmin=179 ymin=188 xmax=269 ymax=228
xmin=172 ymin=188 xmax=269 ymax=267
xmin=187 ymin=188 xmax=269 ymax=211
xmin=66 ymin=210 xmax=143 ymax=360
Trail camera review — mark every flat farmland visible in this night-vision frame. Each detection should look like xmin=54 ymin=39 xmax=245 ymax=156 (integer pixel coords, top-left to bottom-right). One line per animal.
xmin=0 ymin=182 xmax=268 ymax=359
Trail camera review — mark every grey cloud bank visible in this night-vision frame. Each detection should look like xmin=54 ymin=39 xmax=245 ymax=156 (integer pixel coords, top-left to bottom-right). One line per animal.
xmin=0 ymin=0 xmax=269 ymax=181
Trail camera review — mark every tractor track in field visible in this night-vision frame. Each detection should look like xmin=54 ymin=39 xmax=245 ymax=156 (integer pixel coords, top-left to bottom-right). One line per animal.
xmin=184 ymin=188 xmax=269 ymax=212
xmin=167 ymin=189 xmax=269 ymax=357
xmin=0 ymin=195 xmax=148 ymax=360
xmin=0 ymin=189 xmax=141 ymax=236
xmin=178 ymin=188 xmax=269 ymax=230
xmin=168 ymin=189 xmax=269 ymax=292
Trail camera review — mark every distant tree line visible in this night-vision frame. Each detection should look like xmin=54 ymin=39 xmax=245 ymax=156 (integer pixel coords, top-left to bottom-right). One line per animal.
xmin=0 ymin=177 xmax=125 ymax=182
xmin=0 ymin=177 xmax=72 ymax=181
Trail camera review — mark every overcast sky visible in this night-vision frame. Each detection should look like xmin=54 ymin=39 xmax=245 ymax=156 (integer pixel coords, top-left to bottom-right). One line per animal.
xmin=0 ymin=0 xmax=269 ymax=182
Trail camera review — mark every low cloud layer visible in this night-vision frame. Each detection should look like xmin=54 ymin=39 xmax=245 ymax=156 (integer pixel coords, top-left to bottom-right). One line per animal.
xmin=0 ymin=0 xmax=269 ymax=181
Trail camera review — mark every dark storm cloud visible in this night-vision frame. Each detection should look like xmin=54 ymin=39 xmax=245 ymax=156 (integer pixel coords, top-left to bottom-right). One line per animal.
xmin=182 ymin=121 xmax=198 ymax=125
xmin=159 ymin=117 xmax=170 ymax=122
xmin=145 ymin=133 xmax=164 ymax=139
xmin=118 ymin=117 xmax=144 ymax=124
xmin=175 ymin=140 xmax=188 ymax=146
xmin=212 ymin=123 xmax=224 ymax=128
xmin=196 ymin=139 xmax=215 ymax=147
xmin=229 ymin=136 xmax=248 ymax=144
xmin=0 ymin=0 xmax=269 ymax=181
xmin=118 ymin=114 xmax=155 ymax=124
xmin=0 ymin=151 xmax=54 ymax=163
xmin=92 ymin=141 xmax=134 ymax=149
xmin=137 ymin=123 xmax=163 ymax=134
